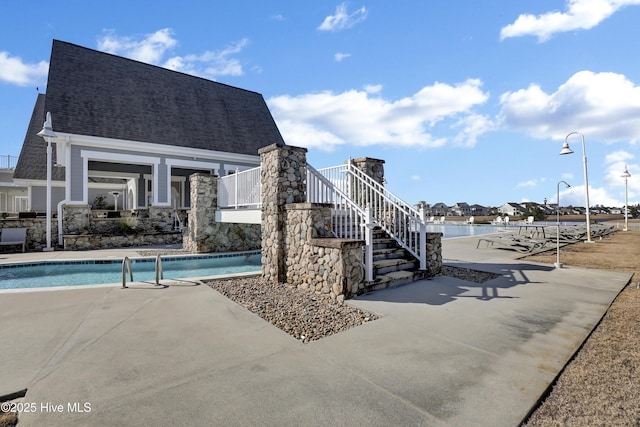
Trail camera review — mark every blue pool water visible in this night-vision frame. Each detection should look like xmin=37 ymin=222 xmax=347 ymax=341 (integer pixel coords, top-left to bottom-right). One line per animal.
xmin=426 ymin=223 xmax=509 ymax=239
xmin=0 ymin=252 xmax=261 ymax=290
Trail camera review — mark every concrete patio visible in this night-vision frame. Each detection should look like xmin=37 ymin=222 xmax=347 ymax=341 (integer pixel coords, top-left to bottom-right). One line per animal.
xmin=0 ymin=237 xmax=632 ymax=426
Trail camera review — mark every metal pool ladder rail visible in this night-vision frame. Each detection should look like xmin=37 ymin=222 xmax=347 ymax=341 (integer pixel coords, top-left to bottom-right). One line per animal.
xmin=155 ymin=254 xmax=163 ymax=285
xmin=122 ymin=257 xmax=133 ymax=288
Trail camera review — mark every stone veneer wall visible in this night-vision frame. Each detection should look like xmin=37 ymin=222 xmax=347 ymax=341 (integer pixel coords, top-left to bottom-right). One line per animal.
xmin=426 ymin=232 xmax=443 ymax=275
xmin=63 ymin=232 xmax=182 ymax=250
xmin=259 ymin=143 xmax=308 ymax=281
xmin=0 ymin=218 xmax=59 ymax=252
xmin=183 ymin=173 xmax=261 ymax=253
xmin=283 ymin=203 xmax=364 ymax=302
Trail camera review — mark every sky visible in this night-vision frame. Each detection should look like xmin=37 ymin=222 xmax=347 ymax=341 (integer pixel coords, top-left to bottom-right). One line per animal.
xmin=1 ymin=0 xmax=640 ymax=209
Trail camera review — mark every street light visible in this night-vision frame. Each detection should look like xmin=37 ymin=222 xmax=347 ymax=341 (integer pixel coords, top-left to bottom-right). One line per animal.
xmin=622 ymin=165 xmax=631 ymax=231
xmin=560 ymin=132 xmax=592 ymax=243
xmin=37 ymin=111 xmax=57 ymax=252
xmin=555 ymin=180 xmax=571 ymax=268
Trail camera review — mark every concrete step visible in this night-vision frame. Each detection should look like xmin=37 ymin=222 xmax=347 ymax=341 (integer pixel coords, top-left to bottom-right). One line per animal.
xmin=373 ymin=258 xmax=417 ymax=275
xmin=372 ymin=247 xmax=406 ymax=261
xmin=367 ymin=270 xmax=417 ymax=292
xmin=373 ymin=238 xmax=397 ymax=250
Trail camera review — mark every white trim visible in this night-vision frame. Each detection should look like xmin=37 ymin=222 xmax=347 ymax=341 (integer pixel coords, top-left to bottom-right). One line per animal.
xmin=57 ymin=132 xmax=260 ymax=164
xmin=81 ymin=150 xmax=161 ymax=207
xmin=65 ymin=138 xmax=72 ymax=201
xmin=80 ymin=150 xmax=160 ymax=166
xmin=166 ymin=158 xmax=221 ymax=171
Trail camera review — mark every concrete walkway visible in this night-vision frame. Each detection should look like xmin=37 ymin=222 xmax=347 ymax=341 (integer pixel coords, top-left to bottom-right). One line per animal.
xmin=0 ymin=238 xmax=632 ymax=426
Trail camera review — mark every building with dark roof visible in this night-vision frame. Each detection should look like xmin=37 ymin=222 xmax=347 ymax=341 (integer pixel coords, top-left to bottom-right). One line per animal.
xmin=13 ymin=39 xmax=285 ymax=211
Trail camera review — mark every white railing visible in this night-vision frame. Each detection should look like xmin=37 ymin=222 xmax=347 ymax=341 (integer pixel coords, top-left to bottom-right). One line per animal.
xmin=216 ymin=160 xmax=427 ymax=280
xmin=316 ymin=162 xmax=427 ymax=270
xmin=307 ymin=165 xmax=374 ymax=281
xmin=0 ymin=155 xmax=18 ymax=170
xmin=218 ymin=166 xmax=262 ymax=209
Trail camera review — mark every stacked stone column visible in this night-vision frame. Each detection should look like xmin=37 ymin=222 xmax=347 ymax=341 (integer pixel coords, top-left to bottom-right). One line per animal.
xmin=259 ymin=143 xmax=307 ymax=281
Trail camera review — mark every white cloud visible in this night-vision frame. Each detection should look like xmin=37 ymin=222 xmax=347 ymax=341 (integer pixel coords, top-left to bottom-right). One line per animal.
xmin=0 ymin=51 xmax=48 ymax=86
xmin=97 ymin=29 xmax=249 ymax=78
xmin=318 ymin=3 xmax=368 ymax=32
xmin=98 ymin=28 xmax=177 ymax=63
xmin=498 ymin=70 xmax=640 ymax=142
xmin=517 ymin=177 xmax=547 ymax=188
xmin=411 ymin=175 xmax=420 ymax=181
xmin=268 ymin=79 xmax=490 ymax=151
xmin=500 ymin=0 xmax=640 ymax=42
xmin=364 ymin=84 xmax=382 ymax=94
xmin=334 ymin=52 xmax=351 ymax=62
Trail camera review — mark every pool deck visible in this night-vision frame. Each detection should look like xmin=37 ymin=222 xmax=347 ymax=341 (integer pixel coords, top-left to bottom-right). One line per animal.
xmin=0 ymin=239 xmax=632 ymax=426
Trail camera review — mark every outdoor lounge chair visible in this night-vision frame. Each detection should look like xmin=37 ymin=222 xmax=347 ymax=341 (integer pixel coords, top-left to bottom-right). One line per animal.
xmin=476 ymin=233 xmax=547 ymax=253
xmin=0 ymin=227 xmax=26 ymax=252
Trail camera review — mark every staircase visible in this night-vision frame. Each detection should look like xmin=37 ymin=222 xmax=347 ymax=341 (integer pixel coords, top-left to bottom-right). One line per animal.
xmin=308 ymin=162 xmax=430 ymax=289
xmin=368 ymin=227 xmax=431 ymax=291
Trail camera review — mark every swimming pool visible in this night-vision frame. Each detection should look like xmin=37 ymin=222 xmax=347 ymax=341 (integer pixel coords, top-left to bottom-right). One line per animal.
xmin=427 ymin=223 xmax=509 ymax=239
xmin=0 ymin=252 xmax=261 ymax=291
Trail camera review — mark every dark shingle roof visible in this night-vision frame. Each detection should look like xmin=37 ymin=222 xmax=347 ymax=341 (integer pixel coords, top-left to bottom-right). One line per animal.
xmin=15 ymin=40 xmax=285 ymax=181
xmin=45 ymin=40 xmax=284 ymax=153
xmin=13 ymin=94 xmax=65 ymax=181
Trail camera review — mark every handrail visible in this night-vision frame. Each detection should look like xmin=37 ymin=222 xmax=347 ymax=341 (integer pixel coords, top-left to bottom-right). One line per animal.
xmin=155 ymin=254 xmax=163 ymax=285
xmin=122 ymin=257 xmax=133 ymax=288
xmin=316 ymin=161 xmax=427 ymax=270
xmin=307 ymin=164 xmax=374 ymax=281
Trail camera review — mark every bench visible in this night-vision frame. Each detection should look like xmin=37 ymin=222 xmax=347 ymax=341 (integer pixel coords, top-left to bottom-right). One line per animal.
xmin=0 ymin=227 xmax=27 ymax=252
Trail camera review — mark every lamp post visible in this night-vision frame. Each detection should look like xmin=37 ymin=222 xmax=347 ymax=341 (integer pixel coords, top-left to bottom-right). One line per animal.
xmin=622 ymin=165 xmax=631 ymax=231
xmin=560 ymin=132 xmax=592 ymax=243
xmin=555 ymin=180 xmax=571 ymax=268
xmin=37 ymin=112 xmax=57 ymax=252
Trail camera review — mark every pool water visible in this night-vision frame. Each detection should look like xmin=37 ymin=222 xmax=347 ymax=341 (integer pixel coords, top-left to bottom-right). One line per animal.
xmin=426 ymin=223 xmax=508 ymax=239
xmin=0 ymin=252 xmax=261 ymax=290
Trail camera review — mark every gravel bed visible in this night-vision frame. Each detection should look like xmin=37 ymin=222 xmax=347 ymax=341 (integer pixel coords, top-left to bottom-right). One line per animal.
xmin=205 ymin=265 xmax=496 ymax=343
xmin=206 ymin=276 xmax=378 ymax=343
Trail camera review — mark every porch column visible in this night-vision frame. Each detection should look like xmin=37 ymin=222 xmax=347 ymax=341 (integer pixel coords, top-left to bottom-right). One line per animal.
xmin=259 ymin=143 xmax=307 ymax=282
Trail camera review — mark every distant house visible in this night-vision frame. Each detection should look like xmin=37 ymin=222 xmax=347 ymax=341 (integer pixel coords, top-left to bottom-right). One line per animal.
xmin=498 ymin=202 xmax=523 ymax=217
xmin=431 ymin=202 xmax=449 ymax=217
xmin=451 ymin=202 xmax=472 ymax=217
xmin=13 ymin=40 xmax=285 ymax=212
xmin=469 ymin=204 xmax=487 ymax=216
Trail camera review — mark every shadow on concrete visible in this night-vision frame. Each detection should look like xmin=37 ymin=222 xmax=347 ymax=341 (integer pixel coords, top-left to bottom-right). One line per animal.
xmin=357 ymin=262 xmax=555 ymax=306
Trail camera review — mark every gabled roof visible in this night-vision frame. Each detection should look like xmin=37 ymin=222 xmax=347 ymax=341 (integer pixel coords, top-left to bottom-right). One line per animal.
xmin=13 ymin=94 xmax=65 ymax=181
xmin=15 ymin=40 xmax=286 ymax=181
xmin=45 ymin=40 xmax=284 ymax=153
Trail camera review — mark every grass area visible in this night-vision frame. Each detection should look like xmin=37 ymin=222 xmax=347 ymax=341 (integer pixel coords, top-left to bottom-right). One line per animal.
xmin=522 ymin=229 xmax=640 ymax=426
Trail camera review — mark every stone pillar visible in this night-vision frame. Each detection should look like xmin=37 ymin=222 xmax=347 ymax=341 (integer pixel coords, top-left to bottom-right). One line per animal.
xmin=349 ymin=157 xmax=385 ymax=207
xmin=259 ymin=143 xmax=307 ymax=281
xmin=184 ymin=173 xmax=217 ymax=252
xmin=351 ymin=157 xmax=385 ymax=185
xmin=426 ymin=232 xmax=443 ymax=275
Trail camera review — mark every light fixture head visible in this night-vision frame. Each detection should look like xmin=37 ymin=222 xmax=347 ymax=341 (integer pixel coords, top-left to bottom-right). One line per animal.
xmin=622 ymin=165 xmax=631 ymax=178
xmin=559 ymin=141 xmax=574 ymax=155
xmin=37 ymin=111 xmax=57 ymax=139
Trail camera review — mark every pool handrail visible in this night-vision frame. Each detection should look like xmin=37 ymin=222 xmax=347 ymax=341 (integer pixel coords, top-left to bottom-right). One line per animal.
xmin=122 ymin=257 xmax=133 ymax=288
xmin=155 ymin=254 xmax=163 ymax=285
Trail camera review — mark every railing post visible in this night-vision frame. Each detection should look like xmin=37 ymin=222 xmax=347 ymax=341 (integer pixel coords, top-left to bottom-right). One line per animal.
xmin=234 ymin=167 xmax=239 ymax=209
xmin=364 ymin=205 xmax=374 ymax=282
xmin=419 ymin=205 xmax=427 ymax=270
